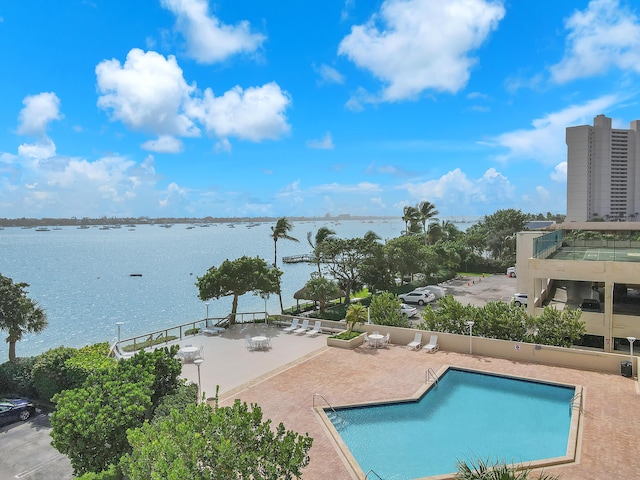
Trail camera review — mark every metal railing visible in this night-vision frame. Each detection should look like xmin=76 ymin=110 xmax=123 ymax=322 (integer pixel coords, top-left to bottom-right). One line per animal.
xmin=425 ymin=367 xmax=439 ymax=386
xmin=365 ymin=470 xmax=384 ymax=479
xmin=569 ymin=392 xmax=584 ymax=415
xmin=313 ymin=393 xmax=339 ymax=416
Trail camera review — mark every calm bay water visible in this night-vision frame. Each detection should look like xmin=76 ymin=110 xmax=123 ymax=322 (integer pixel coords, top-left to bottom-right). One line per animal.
xmin=1 ymin=219 xmax=409 ymax=358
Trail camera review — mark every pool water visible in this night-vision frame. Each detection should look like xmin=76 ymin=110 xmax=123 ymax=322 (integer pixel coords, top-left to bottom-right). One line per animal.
xmin=329 ymin=368 xmax=575 ymax=479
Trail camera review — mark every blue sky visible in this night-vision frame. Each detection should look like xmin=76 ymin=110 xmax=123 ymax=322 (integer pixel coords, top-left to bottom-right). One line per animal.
xmin=1 ymin=0 xmax=640 ymax=219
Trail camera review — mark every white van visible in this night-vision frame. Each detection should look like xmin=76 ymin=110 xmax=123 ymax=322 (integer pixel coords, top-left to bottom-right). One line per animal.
xmin=507 ymin=266 xmax=517 ymax=278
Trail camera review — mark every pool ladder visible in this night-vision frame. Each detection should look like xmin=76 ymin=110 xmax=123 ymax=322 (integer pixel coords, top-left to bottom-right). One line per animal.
xmin=365 ymin=469 xmax=384 ymax=479
xmin=425 ymin=368 xmax=439 ymax=386
xmin=569 ymin=392 xmax=584 ymax=415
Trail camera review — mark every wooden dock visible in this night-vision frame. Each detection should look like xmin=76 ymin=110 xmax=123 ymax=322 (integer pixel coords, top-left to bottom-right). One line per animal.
xmin=282 ymin=253 xmax=315 ymax=264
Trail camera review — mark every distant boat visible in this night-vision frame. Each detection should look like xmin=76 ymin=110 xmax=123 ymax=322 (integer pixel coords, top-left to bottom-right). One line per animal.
xmin=78 ymin=225 xmax=90 ymax=229
xmin=35 ymin=227 xmax=50 ymax=232
xmin=129 ymin=273 xmax=142 ymax=277
xmin=53 ymin=227 xmax=62 ymax=230
xmin=99 ymin=226 xmax=110 ymax=230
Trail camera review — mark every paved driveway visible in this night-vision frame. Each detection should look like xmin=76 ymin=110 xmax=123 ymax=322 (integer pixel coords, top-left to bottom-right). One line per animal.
xmin=0 ymin=413 xmax=73 ymax=480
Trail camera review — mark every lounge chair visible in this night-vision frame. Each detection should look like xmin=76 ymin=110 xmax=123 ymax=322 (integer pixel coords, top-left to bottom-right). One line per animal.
xmin=283 ymin=318 xmax=299 ymax=333
xmin=294 ymin=319 xmax=310 ymax=334
xmin=407 ymin=332 xmax=423 ymax=350
xmin=244 ymin=334 xmax=255 ymax=351
xmin=422 ymin=335 xmax=439 ymax=353
xmin=306 ymin=321 xmax=322 ymax=337
xmin=202 ymin=320 xmax=225 ymax=335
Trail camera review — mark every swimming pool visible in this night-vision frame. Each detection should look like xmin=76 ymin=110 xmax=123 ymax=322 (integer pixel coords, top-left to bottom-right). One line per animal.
xmin=325 ymin=367 xmax=578 ymax=479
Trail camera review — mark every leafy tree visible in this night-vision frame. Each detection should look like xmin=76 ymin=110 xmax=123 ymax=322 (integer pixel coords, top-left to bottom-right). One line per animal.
xmin=120 ymin=400 xmax=313 ymax=480
xmin=418 ymin=200 xmax=439 ymax=244
xmin=307 ymin=226 xmax=336 ymax=276
xmin=303 ymin=275 xmax=341 ymax=314
xmin=152 ymin=382 xmax=198 ymax=422
xmin=64 ymin=342 xmax=115 ymax=389
xmin=345 ymin=303 xmax=367 ymax=333
xmin=369 ymin=292 xmax=408 ymax=328
xmin=196 ymin=256 xmax=282 ymax=325
xmin=0 ymin=356 xmax=37 ymax=397
xmin=384 ymin=235 xmax=430 ymax=284
xmin=317 ymin=237 xmax=371 ymax=301
xmin=51 ymin=370 xmax=154 ymax=475
xmin=360 ymin=241 xmax=396 ymax=292
xmin=50 ymin=347 xmax=182 ymax=476
xmin=0 ymin=273 xmax=48 ymax=361
xmin=525 ymin=306 xmax=585 ymax=348
xmin=466 ymin=209 xmax=528 ymax=264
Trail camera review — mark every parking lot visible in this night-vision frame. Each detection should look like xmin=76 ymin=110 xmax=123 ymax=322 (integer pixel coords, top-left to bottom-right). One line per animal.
xmin=0 ymin=413 xmax=73 ymax=480
xmin=406 ymin=274 xmax=517 ymax=323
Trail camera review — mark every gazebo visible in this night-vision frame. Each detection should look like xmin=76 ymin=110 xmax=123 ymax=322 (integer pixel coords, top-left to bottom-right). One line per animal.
xmin=293 ymin=285 xmax=345 ymax=313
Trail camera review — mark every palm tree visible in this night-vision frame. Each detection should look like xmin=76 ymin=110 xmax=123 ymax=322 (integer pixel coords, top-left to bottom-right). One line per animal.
xmin=402 ymin=206 xmax=420 ymax=236
xmin=270 ymin=217 xmax=298 ymax=312
xmin=455 ymin=458 xmax=561 ymax=480
xmin=270 ymin=217 xmax=298 ymax=267
xmin=418 ymin=200 xmax=439 ymax=244
xmin=0 ymin=274 xmax=48 ymax=362
xmin=307 ymin=226 xmax=336 ymax=275
xmin=345 ymin=303 xmax=368 ymax=333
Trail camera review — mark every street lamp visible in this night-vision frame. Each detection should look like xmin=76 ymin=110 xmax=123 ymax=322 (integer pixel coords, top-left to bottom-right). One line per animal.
xmin=627 ymin=336 xmax=636 ymax=377
xmin=116 ymin=322 xmax=124 ymax=342
xmin=204 ymin=302 xmax=209 ymax=320
xmin=194 ymin=359 xmax=204 ymax=403
xmin=465 ymin=321 xmax=475 ymax=355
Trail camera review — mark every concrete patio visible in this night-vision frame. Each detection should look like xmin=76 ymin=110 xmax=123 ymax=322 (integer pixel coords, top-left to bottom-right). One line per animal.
xmin=178 ymin=325 xmax=640 ymax=479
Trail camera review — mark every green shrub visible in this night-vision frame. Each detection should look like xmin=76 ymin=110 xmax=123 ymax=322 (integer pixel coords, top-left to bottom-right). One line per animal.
xmin=0 ymin=357 xmax=37 ymax=397
xmin=32 ymin=346 xmax=78 ymax=401
xmin=152 ymin=383 xmax=198 ymax=422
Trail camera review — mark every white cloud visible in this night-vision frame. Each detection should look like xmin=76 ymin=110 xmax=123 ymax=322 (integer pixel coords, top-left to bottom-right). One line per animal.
xmin=314 ymin=63 xmax=345 ymax=85
xmin=550 ymin=161 xmax=567 ymax=182
xmin=141 ymin=135 xmax=184 ymax=153
xmin=191 ymin=82 xmax=291 ymax=141
xmin=18 ymin=137 xmax=57 ymax=159
xmin=160 ymin=0 xmax=265 ymax=64
xmin=401 ymin=167 xmax=514 ymax=214
xmin=307 ymin=132 xmax=335 ymax=149
xmin=215 ymin=138 xmax=232 ymax=153
xmin=550 ymin=0 xmax=640 ymax=83
xmin=338 ymin=0 xmax=505 ymax=102
xmin=17 ymin=92 xmax=62 ymax=136
xmin=487 ymin=94 xmax=620 ymax=164
xmin=159 ymin=181 xmax=188 ymax=208
xmin=96 ymin=49 xmax=199 ymax=138
xmin=536 ymin=185 xmax=550 ymax=200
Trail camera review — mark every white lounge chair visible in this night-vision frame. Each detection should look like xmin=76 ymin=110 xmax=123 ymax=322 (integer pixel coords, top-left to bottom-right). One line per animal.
xmin=283 ymin=318 xmax=299 ymax=333
xmin=407 ymin=332 xmax=423 ymax=350
xmin=306 ymin=321 xmax=322 ymax=337
xmin=294 ymin=319 xmax=310 ymax=334
xmin=422 ymin=335 xmax=439 ymax=353
xmin=202 ymin=320 xmax=225 ymax=335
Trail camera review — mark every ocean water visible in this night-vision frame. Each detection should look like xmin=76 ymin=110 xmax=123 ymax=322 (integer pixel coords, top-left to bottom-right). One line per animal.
xmin=0 ymin=219 xmax=408 ymax=359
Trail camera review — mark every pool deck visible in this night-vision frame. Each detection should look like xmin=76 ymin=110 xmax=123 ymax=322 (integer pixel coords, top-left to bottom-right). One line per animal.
xmin=179 ymin=325 xmax=640 ymax=479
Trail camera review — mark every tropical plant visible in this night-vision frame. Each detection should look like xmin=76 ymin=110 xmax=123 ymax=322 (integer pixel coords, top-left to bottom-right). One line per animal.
xmin=369 ymin=292 xmax=408 ymax=328
xmin=317 ymin=237 xmax=371 ymax=302
xmin=402 ymin=205 xmax=421 ymax=235
xmin=120 ymin=400 xmax=313 ymax=480
xmin=345 ymin=303 xmax=367 ymax=333
xmin=307 ymin=226 xmax=336 ymax=275
xmin=31 ymin=346 xmax=78 ymax=401
xmin=303 ymin=275 xmax=341 ymax=314
xmin=271 ymin=217 xmax=298 ymax=311
xmin=418 ymin=200 xmax=439 ymax=244
xmin=271 ymin=217 xmax=298 ymax=267
xmin=196 ymin=256 xmax=282 ymax=325
xmin=455 ymin=457 xmax=561 ymax=479
xmin=0 ymin=274 xmax=48 ymax=361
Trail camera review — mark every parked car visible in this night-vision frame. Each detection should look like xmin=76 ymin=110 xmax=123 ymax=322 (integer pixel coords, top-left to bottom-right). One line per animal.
xmin=416 ymin=285 xmax=446 ymax=299
xmin=579 ymin=298 xmax=601 ymax=312
xmin=512 ymin=293 xmax=528 ymax=307
xmin=398 ymin=290 xmax=436 ymax=305
xmin=507 ymin=266 xmax=517 ymax=278
xmin=400 ymin=303 xmax=418 ymax=318
xmin=0 ymin=398 xmax=36 ymax=425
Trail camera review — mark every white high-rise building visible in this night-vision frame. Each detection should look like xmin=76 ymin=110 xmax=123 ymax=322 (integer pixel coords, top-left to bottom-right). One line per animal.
xmin=566 ymin=114 xmax=640 ymax=222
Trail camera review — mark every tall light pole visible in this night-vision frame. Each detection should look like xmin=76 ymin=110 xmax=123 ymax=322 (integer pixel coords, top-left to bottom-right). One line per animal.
xmin=627 ymin=336 xmax=636 ymax=377
xmin=204 ymin=302 xmax=209 ymax=320
xmin=194 ymin=359 xmax=204 ymax=403
xmin=116 ymin=322 xmax=124 ymax=342
xmin=466 ymin=320 xmax=475 ymax=355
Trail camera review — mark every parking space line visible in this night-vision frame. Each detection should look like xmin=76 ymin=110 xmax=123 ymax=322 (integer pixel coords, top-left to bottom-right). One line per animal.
xmin=14 ymin=454 xmax=68 ymax=479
